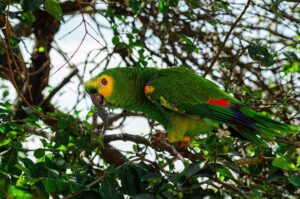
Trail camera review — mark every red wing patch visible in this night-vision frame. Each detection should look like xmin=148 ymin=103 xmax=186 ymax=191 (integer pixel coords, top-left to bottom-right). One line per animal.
xmin=208 ymin=98 xmax=230 ymax=107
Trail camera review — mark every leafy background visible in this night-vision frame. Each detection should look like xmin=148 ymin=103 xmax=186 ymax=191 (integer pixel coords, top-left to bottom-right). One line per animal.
xmin=0 ymin=0 xmax=300 ymax=198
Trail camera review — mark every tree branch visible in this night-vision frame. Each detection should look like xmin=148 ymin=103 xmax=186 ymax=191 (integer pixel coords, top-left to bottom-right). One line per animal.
xmin=102 ymin=133 xmax=151 ymax=146
xmin=102 ymin=133 xmax=186 ymax=159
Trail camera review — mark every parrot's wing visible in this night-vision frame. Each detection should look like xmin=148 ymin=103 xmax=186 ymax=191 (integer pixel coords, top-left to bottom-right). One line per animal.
xmin=145 ymin=68 xmax=289 ymax=146
xmin=145 ymin=67 xmax=240 ymax=113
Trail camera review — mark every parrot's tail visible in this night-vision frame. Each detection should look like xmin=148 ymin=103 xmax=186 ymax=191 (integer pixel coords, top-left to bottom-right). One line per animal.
xmin=186 ymin=103 xmax=299 ymax=146
xmin=235 ymin=107 xmax=299 ymax=146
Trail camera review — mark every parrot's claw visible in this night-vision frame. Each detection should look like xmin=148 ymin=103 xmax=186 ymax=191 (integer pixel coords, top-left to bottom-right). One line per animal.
xmin=175 ymin=136 xmax=192 ymax=149
xmin=150 ymin=131 xmax=167 ymax=151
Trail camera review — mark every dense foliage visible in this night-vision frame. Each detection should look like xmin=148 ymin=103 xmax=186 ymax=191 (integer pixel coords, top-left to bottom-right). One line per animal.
xmin=0 ymin=0 xmax=300 ymax=198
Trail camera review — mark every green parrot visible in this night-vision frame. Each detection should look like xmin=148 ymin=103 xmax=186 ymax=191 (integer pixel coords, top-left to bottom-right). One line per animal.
xmin=85 ymin=67 xmax=298 ymax=146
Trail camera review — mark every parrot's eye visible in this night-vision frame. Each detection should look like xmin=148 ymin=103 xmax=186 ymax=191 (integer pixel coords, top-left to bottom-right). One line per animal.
xmin=100 ymin=78 xmax=108 ymax=86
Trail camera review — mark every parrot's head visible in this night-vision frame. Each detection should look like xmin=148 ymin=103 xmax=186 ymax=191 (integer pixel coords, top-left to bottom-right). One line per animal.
xmin=84 ymin=68 xmax=142 ymax=108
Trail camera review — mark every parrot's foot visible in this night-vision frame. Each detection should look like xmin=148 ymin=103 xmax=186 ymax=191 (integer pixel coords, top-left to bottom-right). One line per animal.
xmin=175 ymin=136 xmax=192 ymax=149
xmin=150 ymin=131 xmax=167 ymax=151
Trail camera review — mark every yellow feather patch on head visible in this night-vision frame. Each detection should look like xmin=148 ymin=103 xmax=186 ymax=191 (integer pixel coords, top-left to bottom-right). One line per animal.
xmin=86 ymin=74 xmax=114 ymax=98
xmin=98 ymin=74 xmax=114 ymax=98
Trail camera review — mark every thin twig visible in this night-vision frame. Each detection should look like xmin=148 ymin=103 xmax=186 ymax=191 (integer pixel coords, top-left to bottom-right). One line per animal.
xmin=225 ymin=47 xmax=246 ymax=91
xmin=204 ymin=0 xmax=251 ymax=77
xmin=39 ymin=68 xmax=79 ymax=107
xmin=23 ymin=126 xmax=53 ymax=140
xmin=63 ymin=171 xmax=108 ymax=199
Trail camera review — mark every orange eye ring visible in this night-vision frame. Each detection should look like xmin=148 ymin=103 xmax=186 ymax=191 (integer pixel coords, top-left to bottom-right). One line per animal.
xmin=101 ymin=78 xmax=108 ymax=86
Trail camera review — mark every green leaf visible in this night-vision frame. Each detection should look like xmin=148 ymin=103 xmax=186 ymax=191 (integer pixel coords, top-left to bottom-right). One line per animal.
xmin=0 ymin=2 xmax=6 ymax=11
xmin=2 ymin=149 xmax=18 ymax=173
xmin=141 ymin=172 xmax=162 ymax=182
xmin=248 ymin=44 xmax=275 ymax=66
xmin=21 ymin=158 xmax=38 ymax=177
xmin=85 ymin=107 xmax=96 ymax=120
xmin=99 ymin=177 xmax=121 ymax=199
xmin=34 ymin=149 xmax=45 ymax=159
xmin=250 ymin=189 xmax=263 ymax=199
xmin=21 ymin=0 xmax=43 ymax=11
xmin=251 ymin=90 xmax=262 ymax=98
xmin=16 ymin=175 xmax=40 ymax=188
xmin=3 ymin=90 xmax=9 ymax=98
xmin=55 ymin=130 xmax=69 ymax=146
xmin=112 ymin=36 xmax=120 ymax=45
xmin=42 ymin=178 xmax=57 ymax=194
xmin=179 ymin=35 xmax=199 ymax=53
xmin=120 ymin=164 xmax=152 ymax=196
xmin=9 ymin=37 xmax=20 ymax=47
xmin=45 ymin=0 xmax=62 ymax=21
xmin=0 ymin=44 xmax=5 ymax=55
xmin=217 ymin=167 xmax=234 ymax=180
xmin=159 ymin=0 xmax=168 ymax=13
xmin=0 ymin=138 xmax=11 ymax=147
xmin=221 ymin=61 xmax=230 ymax=68
xmin=69 ymin=181 xmax=81 ymax=193
xmin=283 ymin=62 xmax=299 ymax=74
xmin=185 ymin=163 xmax=201 ymax=179
xmin=287 ymin=176 xmax=300 ymax=187
xmin=272 ymin=157 xmax=292 ymax=170
xmin=267 ymin=173 xmax=285 ymax=183
xmin=20 ymin=12 xmax=36 ymax=27
xmin=8 ymin=186 xmax=32 ymax=199
xmin=208 ymin=19 xmax=219 ymax=27
xmin=57 ymin=118 xmax=68 ymax=130
xmin=249 ymin=164 xmax=263 ymax=175
xmin=283 ymin=51 xmax=299 ymax=63
xmin=0 ymin=173 xmax=9 ymax=192
xmin=121 ymin=166 xmax=140 ymax=195
xmin=129 ymin=0 xmax=141 ymax=14
xmin=189 ymin=0 xmax=201 ymax=9
xmin=169 ymin=0 xmax=179 ymax=7
xmin=56 ymin=179 xmax=68 ymax=192
xmin=117 ymin=42 xmax=127 ymax=49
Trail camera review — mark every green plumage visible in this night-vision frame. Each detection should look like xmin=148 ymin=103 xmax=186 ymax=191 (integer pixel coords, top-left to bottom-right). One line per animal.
xmin=85 ymin=67 xmax=299 ymax=146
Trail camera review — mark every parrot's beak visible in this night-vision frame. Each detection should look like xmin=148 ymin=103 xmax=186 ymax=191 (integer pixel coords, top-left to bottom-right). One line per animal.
xmin=90 ymin=93 xmax=108 ymax=107
xmin=85 ymin=84 xmax=108 ymax=107
xmin=85 ymin=81 xmax=109 ymax=107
